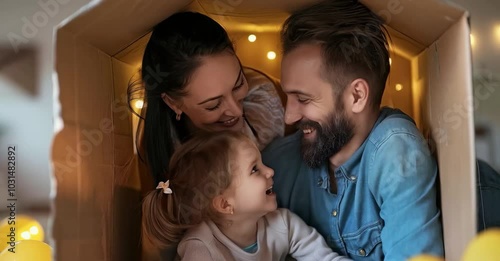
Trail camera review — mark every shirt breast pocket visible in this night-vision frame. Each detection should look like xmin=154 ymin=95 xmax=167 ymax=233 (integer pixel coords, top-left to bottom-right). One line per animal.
xmin=342 ymin=220 xmax=383 ymax=259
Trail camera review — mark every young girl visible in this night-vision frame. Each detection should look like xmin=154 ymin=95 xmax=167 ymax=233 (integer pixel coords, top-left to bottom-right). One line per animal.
xmin=142 ymin=131 xmax=350 ymax=261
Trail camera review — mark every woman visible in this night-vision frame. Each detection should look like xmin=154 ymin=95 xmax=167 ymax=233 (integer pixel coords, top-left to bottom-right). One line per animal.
xmin=129 ymin=11 xmax=285 ymax=185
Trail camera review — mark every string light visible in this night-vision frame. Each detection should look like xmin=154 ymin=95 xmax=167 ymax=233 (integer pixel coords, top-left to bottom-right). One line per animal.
xmin=267 ymin=51 xmax=276 ymax=60
xmin=134 ymin=100 xmax=144 ymax=109
xmin=248 ymin=34 xmax=257 ymax=42
xmin=395 ymin=84 xmax=403 ymax=91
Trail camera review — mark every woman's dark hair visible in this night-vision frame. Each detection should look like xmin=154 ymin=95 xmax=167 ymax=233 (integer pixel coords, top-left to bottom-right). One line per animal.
xmin=136 ymin=12 xmax=234 ymax=185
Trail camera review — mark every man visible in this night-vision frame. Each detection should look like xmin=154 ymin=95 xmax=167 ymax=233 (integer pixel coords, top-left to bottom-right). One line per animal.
xmin=262 ymin=1 xmax=444 ymax=260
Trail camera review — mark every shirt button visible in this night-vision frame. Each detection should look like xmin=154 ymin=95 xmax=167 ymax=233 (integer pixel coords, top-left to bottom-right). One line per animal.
xmin=331 ymin=210 xmax=338 ymax=217
xmin=317 ymin=178 xmax=323 ymax=186
xmin=358 ymin=248 xmax=366 ymax=256
xmin=350 ymin=175 xmax=357 ymax=181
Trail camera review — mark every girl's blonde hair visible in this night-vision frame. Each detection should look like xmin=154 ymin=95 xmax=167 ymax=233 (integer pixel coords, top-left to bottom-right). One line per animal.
xmin=141 ymin=130 xmax=250 ymax=248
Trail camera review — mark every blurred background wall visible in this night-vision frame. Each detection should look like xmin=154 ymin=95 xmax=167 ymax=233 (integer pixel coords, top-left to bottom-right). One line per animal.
xmin=0 ymin=0 xmax=91 ymax=245
xmin=452 ymin=0 xmax=500 ymax=172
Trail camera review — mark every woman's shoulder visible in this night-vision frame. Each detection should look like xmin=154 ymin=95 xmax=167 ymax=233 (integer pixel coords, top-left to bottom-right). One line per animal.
xmin=242 ymin=67 xmax=285 ymax=149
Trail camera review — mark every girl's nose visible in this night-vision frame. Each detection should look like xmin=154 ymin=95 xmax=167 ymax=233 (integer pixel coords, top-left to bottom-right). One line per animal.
xmin=263 ymin=164 xmax=274 ymax=178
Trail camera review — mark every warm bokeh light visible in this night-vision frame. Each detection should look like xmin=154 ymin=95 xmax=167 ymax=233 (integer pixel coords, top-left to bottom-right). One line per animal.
xmin=0 ymin=240 xmax=52 ymax=261
xmin=462 ymin=228 xmax=500 ymax=261
xmin=395 ymin=84 xmax=403 ymax=91
xmin=0 ymin=215 xmax=45 ymax=244
xmin=134 ymin=100 xmax=144 ymax=109
xmin=470 ymin=33 xmax=475 ymax=48
xmin=267 ymin=51 xmax=276 ymax=60
xmin=495 ymin=25 xmax=500 ymax=44
xmin=29 ymin=226 xmax=39 ymax=235
xmin=389 ymin=57 xmax=392 ymax=65
xmin=248 ymin=34 xmax=257 ymax=42
xmin=21 ymin=231 xmax=31 ymax=240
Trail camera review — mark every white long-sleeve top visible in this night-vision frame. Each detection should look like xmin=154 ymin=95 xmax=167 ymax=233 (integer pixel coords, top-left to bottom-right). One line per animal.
xmin=177 ymin=208 xmax=352 ymax=261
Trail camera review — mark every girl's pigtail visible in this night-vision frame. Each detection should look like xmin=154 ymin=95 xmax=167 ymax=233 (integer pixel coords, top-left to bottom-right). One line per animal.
xmin=141 ymin=184 xmax=188 ymax=248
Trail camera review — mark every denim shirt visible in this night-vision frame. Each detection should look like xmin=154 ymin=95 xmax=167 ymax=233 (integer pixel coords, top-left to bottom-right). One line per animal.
xmin=262 ymin=108 xmax=444 ymax=261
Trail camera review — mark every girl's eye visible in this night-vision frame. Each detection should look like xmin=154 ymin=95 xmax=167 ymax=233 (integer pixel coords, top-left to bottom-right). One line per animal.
xmin=206 ymin=102 xmax=221 ymax=111
xmin=251 ymin=166 xmax=259 ymax=174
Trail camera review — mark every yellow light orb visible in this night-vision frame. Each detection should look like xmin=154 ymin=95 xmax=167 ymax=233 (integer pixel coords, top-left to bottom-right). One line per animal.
xmin=248 ymin=34 xmax=256 ymax=42
xmin=0 ymin=215 xmax=45 ymax=248
xmin=462 ymin=228 xmax=500 ymax=261
xmin=395 ymin=84 xmax=403 ymax=91
xmin=134 ymin=99 xmax=144 ymax=109
xmin=267 ymin=51 xmax=276 ymax=60
xmin=408 ymin=254 xmax=445 ymax=261
xmin=0 ymin=240 xmax=52 ymax=261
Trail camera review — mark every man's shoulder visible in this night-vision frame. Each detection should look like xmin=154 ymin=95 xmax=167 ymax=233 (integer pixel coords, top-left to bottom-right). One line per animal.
xmin=368 ymin=107 xmax=424 ymax=148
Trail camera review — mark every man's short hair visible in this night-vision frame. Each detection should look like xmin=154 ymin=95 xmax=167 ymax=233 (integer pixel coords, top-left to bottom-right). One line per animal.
xmin=281 ymin=0 xmax=391 ymax=108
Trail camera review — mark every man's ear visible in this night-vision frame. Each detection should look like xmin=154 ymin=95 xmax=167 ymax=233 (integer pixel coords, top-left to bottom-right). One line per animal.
xmin=212 ymin=195 xmax=233 ymax=215
xmin=161 ymin=93 xmax=183 ymax=115
xmin=346 ymin=78 xmax=370 ymax=114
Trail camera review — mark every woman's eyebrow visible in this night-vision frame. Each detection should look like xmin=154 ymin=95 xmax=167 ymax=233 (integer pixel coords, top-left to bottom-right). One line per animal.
xmin=198 ymin=95 xmax=222 ymax=105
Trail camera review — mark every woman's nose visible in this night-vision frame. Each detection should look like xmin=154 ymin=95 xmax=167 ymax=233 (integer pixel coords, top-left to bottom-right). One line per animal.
xmin=225 ymin=96 xmax=243 ymax=117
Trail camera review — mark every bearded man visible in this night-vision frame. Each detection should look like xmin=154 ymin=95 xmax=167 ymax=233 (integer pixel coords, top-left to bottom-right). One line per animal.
xmin=262 ymin=1 xmax=444 ymax=260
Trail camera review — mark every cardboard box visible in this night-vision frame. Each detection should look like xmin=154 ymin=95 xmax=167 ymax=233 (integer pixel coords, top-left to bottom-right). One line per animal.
xmin=51 ymin=0 xmax=476 ymax=260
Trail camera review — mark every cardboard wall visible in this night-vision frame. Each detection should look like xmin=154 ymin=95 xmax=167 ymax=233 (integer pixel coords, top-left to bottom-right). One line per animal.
xmin=425 ymin=15 xmax=476 ymax=261
xmin=411 ymin=16 xmax=477 ymax=260
xmin=52 ymin=28 xmax=115 ymax=260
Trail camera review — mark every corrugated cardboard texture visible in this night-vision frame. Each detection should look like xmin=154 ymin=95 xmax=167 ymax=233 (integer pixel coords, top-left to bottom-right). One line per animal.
xmin=426 ymin=15 xmax=476 ymax=261
xmin=53 ymin=28 xmax=115 ymax=260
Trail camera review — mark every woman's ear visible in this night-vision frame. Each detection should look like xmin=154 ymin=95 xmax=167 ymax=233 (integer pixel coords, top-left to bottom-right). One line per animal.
xmin=212 ymin=195 xmax=234 ymax=215
xmin=346 ymin=78 xmax=370 ymax=114
xmin=161 ymin=93 xmax=183 ymax=115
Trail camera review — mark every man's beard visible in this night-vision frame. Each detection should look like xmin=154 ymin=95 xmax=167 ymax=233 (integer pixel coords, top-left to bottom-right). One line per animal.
xmin=298 ymin=108 xmax=354 ymax=169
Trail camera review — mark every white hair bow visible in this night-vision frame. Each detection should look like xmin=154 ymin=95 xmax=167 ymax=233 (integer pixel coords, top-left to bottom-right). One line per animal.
xmin=156 ymin=180 xmax=173 ymax=194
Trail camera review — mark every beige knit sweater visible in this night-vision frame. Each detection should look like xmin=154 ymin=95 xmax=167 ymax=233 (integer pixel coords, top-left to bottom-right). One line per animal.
xmin=177 ymin=208 xmax=352 ymax=261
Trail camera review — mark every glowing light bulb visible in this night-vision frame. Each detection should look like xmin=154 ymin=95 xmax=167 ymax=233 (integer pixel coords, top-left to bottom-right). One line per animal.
xmin=134 ymin=100 xmax=144 ymax=109
xmin=267 ymin=51 xmax=276 ymax=60
xmin=395 ymin=84 xmax=403 ymax=91
xmin=248 ymin=34 xmax=256 ymax=42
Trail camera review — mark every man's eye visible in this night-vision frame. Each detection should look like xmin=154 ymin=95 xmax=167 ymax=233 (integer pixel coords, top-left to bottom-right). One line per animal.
xmin=251 ymin=166 xmax=259 ymax=174
xmin=298 ymin=97 xmax=310 ymax=103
